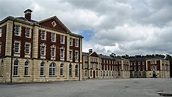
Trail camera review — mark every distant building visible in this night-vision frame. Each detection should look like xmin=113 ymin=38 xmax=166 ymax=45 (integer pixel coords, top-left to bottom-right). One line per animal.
xmin=130 ymin=57 xmax=170 ymax=78
xmin=82 ymin=49 xmax=130 ymax=79
xmin=0 ymin=9 xmax=83 ymax=83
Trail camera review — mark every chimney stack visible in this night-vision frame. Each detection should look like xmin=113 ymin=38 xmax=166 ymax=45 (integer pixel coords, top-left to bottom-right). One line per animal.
xmin=24 ymin=9 xmax=32 ymax=21
xmin=89 ymin=49 xmax=93 ymax=54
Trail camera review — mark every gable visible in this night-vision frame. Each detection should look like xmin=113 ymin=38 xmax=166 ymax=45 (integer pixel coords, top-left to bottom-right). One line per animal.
xmin=39 ymin=16 xmax=69 ymax=33
xmin=90 ymin=52 xmax=99 ymax=57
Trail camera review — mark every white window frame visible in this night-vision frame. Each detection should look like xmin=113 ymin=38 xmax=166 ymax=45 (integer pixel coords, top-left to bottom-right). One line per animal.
xmin=51 ymin=33 xmax=56 ymax=42
xmin=25 ymin=27 xmax=31 ymax=38
xmin=69 ymin=50 xmax=73 ymax=60
xmin=60 ymin=35 xmax=65 ymax=44
xmin=13 ymin=60 xmax=19 ymax=75
xmin=15 ymin=25 xmax=21 ymax=36
xmin=60 ymin=48 xmax=65 ymax=58
xmin=41 ymin=30 xmax=46 ymax=40
xmin=75 ymin=51 xmax=79 ymax=60
xmin=40 ymin=62 xmax=45 ymax=76
xmin=49 ymin=63 xmax=56 ymax=76
xmin=14 ymin=41 xmax=20 ymax=53
xmin=24 ymin=61 xmax=29 ymax=76
xmin=75 ymin=39 xmax=79 ymax=47
xmin=70 ymin=38 xmax=73 ymax=46
xmin=40 ymin=44 xmax=46 ymax=56
xmin=50 ymin=45 xmax=56 ymax=58
xmin=60 ymin=63 xmax=64 ymax=76
xmin=25 ymin=43 xmax=31 ymax=54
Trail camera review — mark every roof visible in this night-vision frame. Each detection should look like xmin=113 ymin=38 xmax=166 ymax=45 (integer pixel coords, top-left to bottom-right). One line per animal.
xmin=82 ymin=52 xmax=89 ymax=56
xmin=0 ymin=16 xmax=83 ymax=38
xmin=99 ymin=54 xmax=114 ymax=60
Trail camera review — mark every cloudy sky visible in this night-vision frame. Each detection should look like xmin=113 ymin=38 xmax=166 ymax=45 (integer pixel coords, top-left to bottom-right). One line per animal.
xmin=1 ymin=0 xmax=172 ymax=56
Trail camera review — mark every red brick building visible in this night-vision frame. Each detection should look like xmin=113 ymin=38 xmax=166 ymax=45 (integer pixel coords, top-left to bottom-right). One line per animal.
xmin=0 ymin=9 xmax=83 ymax=83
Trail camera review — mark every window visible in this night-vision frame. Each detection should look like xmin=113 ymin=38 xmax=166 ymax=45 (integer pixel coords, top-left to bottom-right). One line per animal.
xmin=70 ymin=38 xmax=73 ymax=46
xmin=40 ymin=62 xmax=45 ymax=76
xmin=75 ymin=65 xmax=78 ymax=77
xmin=49 ymin=63 xmax=56 ymax=76
xmin=0 ymin=42 xmax=2 ymax=55
xmin=25 ymin=27 xmax=31 ymax=38
xmin=0 ymin=28 xmax=2 ymax=37
xmin=25 ymin=43 xmax=31 ymax=54
xmin=51 ymin=33 xmax=56 ymax=42
xmin=69 ymin=64 xmax=72 ymax=76
xmin=60 ymin=63 xmax=64 ymax=76
xmin=60 ymin=35 xmax=65 ymax=44
xmin=41 ymin=31 xmax=46 ymax=40
xmin=14 ymin=42 xmax=20 ymax=53
xmin=13 ymin=60 xmax=19 ymax=75
xmin=75 ymin=51 xmax=79 ymax=60
xmin=40 ymin=44 xmax=46 ymax=56
xmin=15 ymin=25 xmax=21 ymax=36
xmin=69 ymin=50 xmax=72 ymax=59
xmin=24 ymin=61 xmax=29 ymax=76
xmin=75 ymin=39 xmax=79 ymax=47
xmin=51 ymin=46 xmax=56 ymax=57
xmin=60 ymin=48 xmax=65 ymax=58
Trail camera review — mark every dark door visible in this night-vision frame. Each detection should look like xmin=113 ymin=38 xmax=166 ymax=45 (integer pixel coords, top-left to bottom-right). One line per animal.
xmin=93 ymin=71 xmax=95 ymax=78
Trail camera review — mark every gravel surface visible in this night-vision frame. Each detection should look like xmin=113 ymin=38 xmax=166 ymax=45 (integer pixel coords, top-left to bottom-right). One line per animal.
xmin=0 ymin=78 xmax=172 ymax=97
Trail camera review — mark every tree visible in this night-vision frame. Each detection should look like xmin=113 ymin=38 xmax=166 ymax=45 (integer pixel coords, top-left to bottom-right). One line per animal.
xmin=110 ymin=53 xmax=116 ymax=58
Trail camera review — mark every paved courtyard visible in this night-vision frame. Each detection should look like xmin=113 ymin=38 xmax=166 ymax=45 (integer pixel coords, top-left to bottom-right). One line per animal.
xmin=0 ymin=78 xmax=172 ymax=97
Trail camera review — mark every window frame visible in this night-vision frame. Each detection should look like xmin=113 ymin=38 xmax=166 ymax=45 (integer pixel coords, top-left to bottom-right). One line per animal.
xmin=49 ymin=63 xmax=56 ymax=76
xmin=41 ymin=30 xmax=46 ymax=40
xmin=15 ymin=25 xmax=21 ymax=36
xmin=25 ymin=27 xmax=31 ymax=38
xmin=24 ymin=61 xmax=29 ymax=76
xmin=51 ymin=33 xmax=56 ymax=42
xmin=40 ymin=62 xmax=45 ymax=76
xmin=40 ymin=44 xmax=46 ymax=56
xmin=25 ymin=43 xmax=31 ymax=54
xmin=69 ymin=50 xmax=73 ymax=60
xmin=14 ymin=41 xmax=20 ymax=53
xmin=75 ymin=39 xmax=79 ymax=47
xmin=69 ymin=64 xmax=72 ymax=77
xmin=50 ymin=45 xmax=56 ymax=58
xmin=60 ymin=48 xmax=65 ymax=58
xmin=0 ymin=28 xmax=2 ymax=37
xmin=70 ymin=38 xmax=73 ymax=46
xmin=13 ymin=60 xmax=19 ymax=76
xmin=60 ymin=35 xmax=65 ymax=44
xmin=60 ymin=63 xmax=64 ymax=76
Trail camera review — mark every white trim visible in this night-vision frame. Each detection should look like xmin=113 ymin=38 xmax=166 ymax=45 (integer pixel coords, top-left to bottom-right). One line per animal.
xmin=25 ymin=42 xmax=31 ymax=55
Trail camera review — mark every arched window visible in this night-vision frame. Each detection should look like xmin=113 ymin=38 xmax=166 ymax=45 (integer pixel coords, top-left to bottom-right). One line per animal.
xmin=75 ymin=65 xmax=78 ymax=77
xmin=40 ymin=62 xmax=45 ymax=76
xmin=24 ymin=61 xmax=29 ymax=75
xmin=49 ymin=63 xmax=56 ymax=76
xmin=69 ymin=64 xmax=72 ymax=77
xmin=60 ymin=63 xmax=64 ymax=76
xmin=13 ymin=60 xmax=19 ymax=75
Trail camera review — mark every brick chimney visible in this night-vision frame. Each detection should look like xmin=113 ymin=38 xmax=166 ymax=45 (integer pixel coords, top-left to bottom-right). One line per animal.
xmin=89 ymin=49 xmax=93 ymax=54
xmin=24 ymin=9 xmax=32 ymax=21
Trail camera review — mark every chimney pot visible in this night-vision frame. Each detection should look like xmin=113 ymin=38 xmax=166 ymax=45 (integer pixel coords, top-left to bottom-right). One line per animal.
xmin=24 ymin=9 xmax=32 ymax=21
xmin=89 ymin=49 xmax=93 ymax=54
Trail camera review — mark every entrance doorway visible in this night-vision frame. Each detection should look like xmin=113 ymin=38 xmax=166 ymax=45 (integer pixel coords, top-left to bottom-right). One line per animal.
xmin=93 ymin=71 xmax=95 ymax=78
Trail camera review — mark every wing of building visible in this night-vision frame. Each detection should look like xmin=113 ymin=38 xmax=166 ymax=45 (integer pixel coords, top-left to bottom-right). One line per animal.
xmin=0 ymin=9 xmax=83 ymax=83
